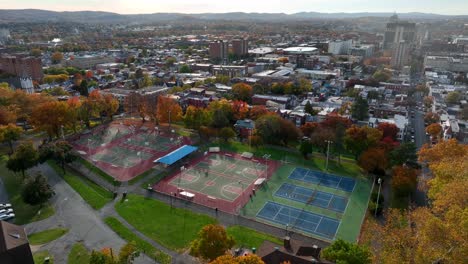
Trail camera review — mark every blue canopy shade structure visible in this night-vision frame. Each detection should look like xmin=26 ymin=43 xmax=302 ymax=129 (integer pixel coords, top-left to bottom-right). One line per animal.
xmin=154 ymin=145 xmax=198 ymax=165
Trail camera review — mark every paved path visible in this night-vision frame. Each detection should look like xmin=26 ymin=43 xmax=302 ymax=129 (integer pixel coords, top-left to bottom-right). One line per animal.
xmin=25 ymin=163 xmax=154 ymax=264
xmin=0 ymin=177 xmax=8 ymax=203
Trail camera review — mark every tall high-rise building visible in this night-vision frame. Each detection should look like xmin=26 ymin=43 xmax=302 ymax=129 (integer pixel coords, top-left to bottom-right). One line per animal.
xmin=209 ymin=41 xmax=229 ymax=62
xmin=0 ymin=55 xmax=43 ymax=81
xmin=231 ymin=39 xmax=248 ymax=57
xmin=391 ymin=41 xmax=411 ymax=68
xmin=383 ymin=15 xmax=416 ymax=50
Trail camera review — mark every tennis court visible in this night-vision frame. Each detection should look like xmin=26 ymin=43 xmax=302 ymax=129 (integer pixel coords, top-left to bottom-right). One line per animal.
xmin=75 ymin=124 xmax=132 ymax=149
xmin=257 ymin=201 xmax=340 ymax=240
xmin=275 ymin=183 xmax=348 ymax=213
xmin=289 ymin=168 xmax=356 ymax=192
xmin=90 ymin=145 xmax=153 ymax=168
xmin=169 ymin=153 xmax=267 ymax=202
xmin=123 ymin=129 xmax=182 ymax=153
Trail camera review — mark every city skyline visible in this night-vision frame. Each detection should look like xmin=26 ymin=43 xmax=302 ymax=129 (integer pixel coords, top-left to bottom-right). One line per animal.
xmin=1 ymin=0 xmax=467 ymax=16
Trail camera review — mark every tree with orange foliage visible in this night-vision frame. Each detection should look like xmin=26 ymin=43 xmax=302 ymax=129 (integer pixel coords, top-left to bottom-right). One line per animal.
xmin=424 ymin=112 xmax=439 ymax=125
xmin=66 ymin=96 xmax=82 ymax=133
xmin=101 ymin=93 xmax=119 ymax=121
xmin=231 ymin=100 xmax=249 ymax=120
xmin=232 ymin=83 xmax=253 ymax=103
xmin=85 ymin=70 xmax=94 ymax=79
xmin=30 ymin=101 xmax=69 ymax=139
xmin=86 ymin=90 xmax=104 ymax=121
xmin=425 ymin=123 xmax=442 ymax=141
xmin=392 ymin=166 xmax=418 ymax=196
xmin=156 ymin=96 xmax=182 ymax=126
xmin=358 ymin=147 xmax=388 ymax=175
xmin=300 ymin=122 xmax=319 ymax=138
xmin=249 ymin=105 xmax=269 ymax=120
xmin=377 ymin=122 xmax=399 ymax=140
xmin=344 ymin=125 xmax=383 ymax=159
xmin=73 ymin=73 xmax=83 ymax=87
xmin=190 ymin=224 xmax=235 ymax=261
xmin=210 ymin=254 xmax=265 ymax=264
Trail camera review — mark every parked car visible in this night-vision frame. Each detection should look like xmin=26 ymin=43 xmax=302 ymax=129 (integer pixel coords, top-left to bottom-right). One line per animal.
xmin=0 ymin=213 xmax=15 ymax=221
xmin=0 ymin=203 xmax=11 ymax=209
xmin=0 ymin=208 xmax=13 ymax=215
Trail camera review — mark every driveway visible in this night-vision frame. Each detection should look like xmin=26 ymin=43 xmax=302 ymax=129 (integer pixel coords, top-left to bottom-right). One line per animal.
xmin=26 ymin=163 xmax=154 ymax=263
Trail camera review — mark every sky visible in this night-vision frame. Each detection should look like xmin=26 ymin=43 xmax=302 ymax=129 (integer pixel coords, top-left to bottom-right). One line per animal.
xmin=1 ymin=0 xmax=467 ymax=15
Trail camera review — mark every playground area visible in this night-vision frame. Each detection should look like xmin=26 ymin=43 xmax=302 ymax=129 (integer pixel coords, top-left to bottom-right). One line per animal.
xmin=241 ymin=164 xmax=372 ymax=242
xmin=71 ymin=120 xmax=189 ymax=181
xmin=154 ymin=152 xmax=281 ymax=214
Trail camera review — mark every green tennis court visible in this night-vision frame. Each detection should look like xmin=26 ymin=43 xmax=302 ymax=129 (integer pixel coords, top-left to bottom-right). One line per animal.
xmin=169 ymin=153 xmax=267 ymax=202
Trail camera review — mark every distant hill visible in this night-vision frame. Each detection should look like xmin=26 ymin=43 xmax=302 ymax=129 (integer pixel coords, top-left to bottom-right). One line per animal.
xmin=0 ymin=9 xmax=466 ymax=24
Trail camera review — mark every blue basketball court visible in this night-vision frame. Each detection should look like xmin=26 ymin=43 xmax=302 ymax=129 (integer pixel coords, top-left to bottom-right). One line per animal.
xmin=275 ymin=183 xmax=348 ymax=213
xmin=257 ymin=201 xmax=340 ymax=240
xmin=289 ymin=168 xmax=356 ymax=192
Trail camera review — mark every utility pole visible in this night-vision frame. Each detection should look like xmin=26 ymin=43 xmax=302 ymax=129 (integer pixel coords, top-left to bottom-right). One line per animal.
xmin=168 ymin=109 xmax=172 ymax=128
xmin=325 ymin=140 xmax=333 ymax=171
xmin=375 ymin=178 xmax=382 ymax=217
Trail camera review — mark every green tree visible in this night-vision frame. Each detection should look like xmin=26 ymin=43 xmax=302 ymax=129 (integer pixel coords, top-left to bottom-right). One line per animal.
xmin=372 ymin=70 xmax=392 ymax=82
xmin=321 ymin=239 xmax=372 ymax=264
xmin=299 ymin=140 xmax=313 ymax=159
xmin=190 ymin=224 xmax=235 ymax=261
xmin=445 ymin=91 xmax=461 ymax=104
xmin=389 ymin=142 xmax=417 ymax=167
xmin=6 ymin=141 xmax=38 ymax=178
xmin=30 ymin=48 xmax=42 ymax=57
xmin=179 ymin=64 xmax=192 ymax=73
xmin=39 ymin=141 xmax=77 ymax=174
xmin=0 ymin=123 xmax=22 ymax=154
xmin=21 ymin=173 xmax=54 ymax=206
xmin=219 ymin=127 xmax=236 ymax=142
xmin=351 ymin=96 xmax=369 ymax=121
xmin=304 ymin=101 xmax=314 ymax=115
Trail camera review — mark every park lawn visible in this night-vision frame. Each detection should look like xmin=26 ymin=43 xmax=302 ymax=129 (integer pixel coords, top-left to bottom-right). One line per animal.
xmin=47 ymin=161 xmax=113 ymax=210
xmin=0 ymin=156 xmax=54 ymax=225
xmin=28 ymin=228 xmax=68 ymax=245
xmin=226 ymin=226 xmax=282 ymax=249
xmin=67 ymin=243 xmax=90 ymax=264
xmin=104 ymin=217 xmax=172 ymax=264
xmin=77 ymin=157 xmax=121 ymax=186
xmin=33 ymin=251 xmax=54 ymax=264
xmin=115 ymin=194 xmax=217 ymax=251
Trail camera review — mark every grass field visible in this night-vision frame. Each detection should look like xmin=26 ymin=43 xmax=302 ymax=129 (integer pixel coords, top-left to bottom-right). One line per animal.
xmin=241 ymin=164 xmax=372 ymax=242
xmin=33 ymin=251 xmax=54 ymax=264
xmin=28 ymin=228 xmax=68 ymax=245
xmin=47 ymin=161 xmax=113 ymax=210
xmin=226 ymin=226 xmax=282 ymax=249
xmin=67 ymin=243 xmax=90 ymax=264
xmin=115 ymin=194 xmax=217 ymax=251
xmin=0 ymin=156 xmax=54 ymax=225
xmin=104 ymin=217 xmax=172 ymax=264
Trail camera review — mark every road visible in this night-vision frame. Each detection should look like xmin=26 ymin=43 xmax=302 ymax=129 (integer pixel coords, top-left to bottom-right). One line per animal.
xmin=409 ymin=91 xmax=429 ymax=206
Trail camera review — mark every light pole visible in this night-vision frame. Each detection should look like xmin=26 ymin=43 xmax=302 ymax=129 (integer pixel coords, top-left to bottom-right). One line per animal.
xmin=375 ymin=178 xmax=382 ymax=217
xmin=262 ymin=154 xmax=271 ymax=178
xmin=325 ymin=140 xmax=333 ymax=171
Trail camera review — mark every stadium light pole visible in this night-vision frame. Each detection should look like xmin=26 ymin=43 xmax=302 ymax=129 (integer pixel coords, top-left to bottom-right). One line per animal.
xmin=375 ymin=178 xmax=382 ymax=217
xmin=167 ymin=109 xmax=172 ymax=129
xmin=262 ymin=154 xmax=271 ymax=178
xmin=325 ymin=140 xmax=333 ymax=171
